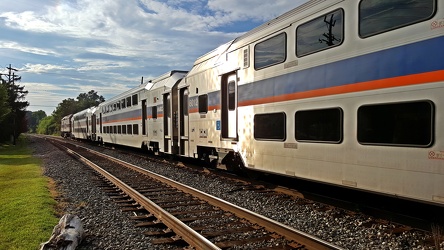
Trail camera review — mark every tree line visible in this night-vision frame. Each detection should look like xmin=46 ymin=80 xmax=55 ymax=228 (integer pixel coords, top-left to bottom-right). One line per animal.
xmin=0 ymin=64 xmax=105 ymax=142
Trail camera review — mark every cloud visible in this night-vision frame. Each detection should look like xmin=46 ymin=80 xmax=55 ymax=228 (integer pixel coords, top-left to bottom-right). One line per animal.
xmin=0 ymin=41 xmax=59 ymax=56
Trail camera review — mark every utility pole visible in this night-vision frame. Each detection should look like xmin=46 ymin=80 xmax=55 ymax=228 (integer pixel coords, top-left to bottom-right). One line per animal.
xmin=6 ymin=64 xmax=18 ymax=145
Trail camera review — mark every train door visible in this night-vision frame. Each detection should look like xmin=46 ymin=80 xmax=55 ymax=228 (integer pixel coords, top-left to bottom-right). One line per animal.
xmin=179 ymin=88 xmax=189 ymax=156
xmin=142 ymin=99 xmax=147 ymax=135
xmin=92 ymin=114 xmax=96 ymax=141
xmin=221 ymin=73 xmax=238 ymax=140
xmin=163 ymin=93 xmax=171 ymax=153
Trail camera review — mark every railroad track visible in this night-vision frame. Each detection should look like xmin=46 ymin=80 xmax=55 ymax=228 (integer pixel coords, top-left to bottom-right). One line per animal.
xmin=47 ymin=138 xmax=342 ymax=250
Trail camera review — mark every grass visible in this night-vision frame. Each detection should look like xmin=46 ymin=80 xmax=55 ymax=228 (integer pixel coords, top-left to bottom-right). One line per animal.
xmin=0 ymin=137 xmax=59 ymax=250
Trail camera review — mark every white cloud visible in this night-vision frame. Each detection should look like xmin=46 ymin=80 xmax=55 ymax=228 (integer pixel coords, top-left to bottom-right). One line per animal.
xmin=0 ymin=41 xmax=58 ymax=56
xmin=20 ymin=63 xmax=74 ymax=74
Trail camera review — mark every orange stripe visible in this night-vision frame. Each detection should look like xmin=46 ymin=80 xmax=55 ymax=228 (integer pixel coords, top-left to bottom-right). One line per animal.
xmin=240 ymin=70 xmax=444 ymax=106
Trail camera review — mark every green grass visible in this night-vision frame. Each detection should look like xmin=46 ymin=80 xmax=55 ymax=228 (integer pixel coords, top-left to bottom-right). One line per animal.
xmin=0 ymin=137 xmax=58 ymax=250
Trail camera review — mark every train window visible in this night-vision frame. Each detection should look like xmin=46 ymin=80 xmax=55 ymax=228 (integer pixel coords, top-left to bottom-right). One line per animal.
xmin=198 ymin=94 xmax=208 ymax=114
xmin=126 ymin=97 xmax=132 ymax=107
xmin=118 ymin=125 xmax=122 ymax=134
xmin=152 ymin=106 xmax=158 ymax=119
xmin=359 ymin=0 xmax=435 ymax=38
xmin=295 ymin=108 xmax=343 ymax=143
xmin=183 ymin=90 xmax=189 ymax=116
xmin=122 ymin=125 xmax=126 ymax=134
xmin=254 ymin=32 xmax=286 ymax=70
xmin=121 ymin=99 xmax=126 ymax=109
xmin=132 ymin=94 xmax=138 ymax=105
xmin=296 ymin=9 xmax=343 ymax=57
xmin=358 ymin=101 xmax=434 ymax=147
xmin=113 ymin=126 xmax=117 ymax=134
xmin=133 ymin=124 xmax=139 ymax=135
xmin=228 ymin=80 xmax=236 ymax=111
xmin=117 ymin=101 xmax=121 ymax=110
xmin=254 ymin=112 xmax=286 ymax=141
xmin=127 ymin=124 xmax=132 ymax=135
xmin=113 ymin=104 xmax=116 ymax=111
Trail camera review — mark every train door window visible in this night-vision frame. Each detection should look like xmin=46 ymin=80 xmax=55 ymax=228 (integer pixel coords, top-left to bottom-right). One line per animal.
xmin=254 ymin=32 xmax=286 ymax=70
xmin=127 ymin=124 xmax=132 ymax=135
xmin=126 ymin=97 xmax=132 ymax=107
xmin=122 ymin=125 xmax=126 ymax=134
xmin=152 ymin=106 xmax=158 ymax=119
xmin=296 ymin=9 xmax=344 ymax=57
xmin=228 ymin=80 xmax=236 ymax=111
xmin=132 ymin=94 xmax=138 ymax=105
xmin=183 ymin=89 xmax=189 ymax=116
xmin=121 ymin=99 xmax=126 ymax=109
xmin=133 ymin=124 xmax=139 ymax=135
xmin=358 ymin=101 xmax=434 ymax=147
xmin=198 ymin=94 xmax=208 ymax=114
xmin=295 ymin=108 xmax=343 ymax=143
xmin=254 ymin=112 xmax=286 ymax=141
xmin=359 ymin=0 xmax=435 ymax=38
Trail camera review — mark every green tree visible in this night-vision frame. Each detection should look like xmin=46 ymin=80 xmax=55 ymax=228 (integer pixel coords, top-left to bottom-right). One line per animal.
xmin=0 ymin=82 xmax=10 ymax=123
xmin=26 ymin=110 xmax=47 ymax=133
xmin=51 ymin=90 xmax=105 ymax=134
xmin=36 ymin=116 xmax=56 ymax=135
xmin=0 ymin=69 xmax=29 ymax=143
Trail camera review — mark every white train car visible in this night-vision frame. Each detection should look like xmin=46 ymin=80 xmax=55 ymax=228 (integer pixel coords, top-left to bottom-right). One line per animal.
xmin=177 ymin=0 xmax=444 ymax=205
xmin=95 ymin=71 xmax=187 ymax=150
xmin=145 ymin=71 xmax=188 ymax=154
xmin=72 ymin=108 xmax=95 ymax=140
xmin=96 ymin=83 xmax=149 ymax=148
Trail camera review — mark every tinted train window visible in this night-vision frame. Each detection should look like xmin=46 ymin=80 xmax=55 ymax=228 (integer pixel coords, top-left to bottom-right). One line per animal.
xmin=152 ymin=106 xmax=158 ymax=119
xmin=254 ymin=113 xmax=286 ymax=141
xmin=297 ymin=9 xmax=343 ymax=57
xmin=126 ymin=97 xmax=131 ymax=107
xmin=254 ymin=32 xmax=286 ymax=70
xmin=127 ymin=124 xmax=132 ymax=134
xmin=121 ymin=99 xmax=126 ymax=108
xmin=295 ymin=108 xmax=342 ymax=143
xmin=358 ymin=101 xmax=434 ymax=147
xmin=198 ymin=94 xmax=208 ymax=114
xmin=359 ymin=0 xmax=435 ymax=38
xmin=122 ymin=125 xmax=126 ymax=134
xmin=133 ymin=124 xmax=139 ymax=135
xmin=132 ymin=94 xmax=138 ymax=105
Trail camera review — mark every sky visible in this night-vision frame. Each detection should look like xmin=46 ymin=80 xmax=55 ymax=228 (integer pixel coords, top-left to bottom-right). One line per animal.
xmin=0 ymin=0 xmax=307 ymax=115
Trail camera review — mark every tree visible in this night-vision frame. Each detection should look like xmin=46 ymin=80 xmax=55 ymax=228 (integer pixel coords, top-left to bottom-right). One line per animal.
xmin=0 ymin=65 xmax=29 ymax=143
xmin=26 ymin=110 xmax=47 ymax=133
xmin=0 ymin=82 xmax=10 ymax=123
xmin=36 ymin=116 xmax=56 ymax=135
xmin=77 ymin=90 xmax=105 ymax=110
xmin=49 ymin=90 xmax=105 ymax=135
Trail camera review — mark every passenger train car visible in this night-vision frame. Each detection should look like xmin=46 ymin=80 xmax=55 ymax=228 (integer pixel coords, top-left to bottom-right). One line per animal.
xmin=63 ymin=0 xmax=444 ymax=206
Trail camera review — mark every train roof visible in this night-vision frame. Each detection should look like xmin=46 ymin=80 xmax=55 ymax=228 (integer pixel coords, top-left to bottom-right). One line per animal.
xmin=61 ymin=114 xmax=73 ymax=120
xmin=149 ymin=70 xmax=188 ymax=91
xmin=187 ymin=0 xmax=339 ymax=76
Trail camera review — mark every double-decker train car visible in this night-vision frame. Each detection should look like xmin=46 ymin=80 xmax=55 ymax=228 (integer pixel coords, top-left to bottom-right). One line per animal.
xmin=62 ymin=0 xmax=444 ymax=206
xmin=71 ymin=108 xmax=96 ymax=140
xmin=177 ymin=0 xmax=444 ymax=205
xmin=94 ymin=71 xmax=187 ymax=150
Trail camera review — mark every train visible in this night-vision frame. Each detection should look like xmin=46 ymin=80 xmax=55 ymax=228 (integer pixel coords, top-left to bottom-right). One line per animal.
xmin=61 ymin=0 xmax=444 ymax=206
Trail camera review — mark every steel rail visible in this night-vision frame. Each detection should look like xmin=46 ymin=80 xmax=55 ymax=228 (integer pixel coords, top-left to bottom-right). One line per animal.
xmin=61 ymin=146 xmax=220 ymax=250
xmin=81 ymin=145 xmax=344 ymax=250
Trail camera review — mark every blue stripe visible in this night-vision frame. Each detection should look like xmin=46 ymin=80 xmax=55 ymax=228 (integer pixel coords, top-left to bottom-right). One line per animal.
xmin=239 ymin=36 xmax=444 ymax=102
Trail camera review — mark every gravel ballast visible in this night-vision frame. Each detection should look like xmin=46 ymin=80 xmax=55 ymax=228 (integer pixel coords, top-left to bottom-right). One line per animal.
xmin=30 ymin=136 xmax=443 ymax=249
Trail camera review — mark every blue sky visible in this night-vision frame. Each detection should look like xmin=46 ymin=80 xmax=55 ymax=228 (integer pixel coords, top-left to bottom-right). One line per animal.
xmin=0 ymin=0 xmax=307 ymax=115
